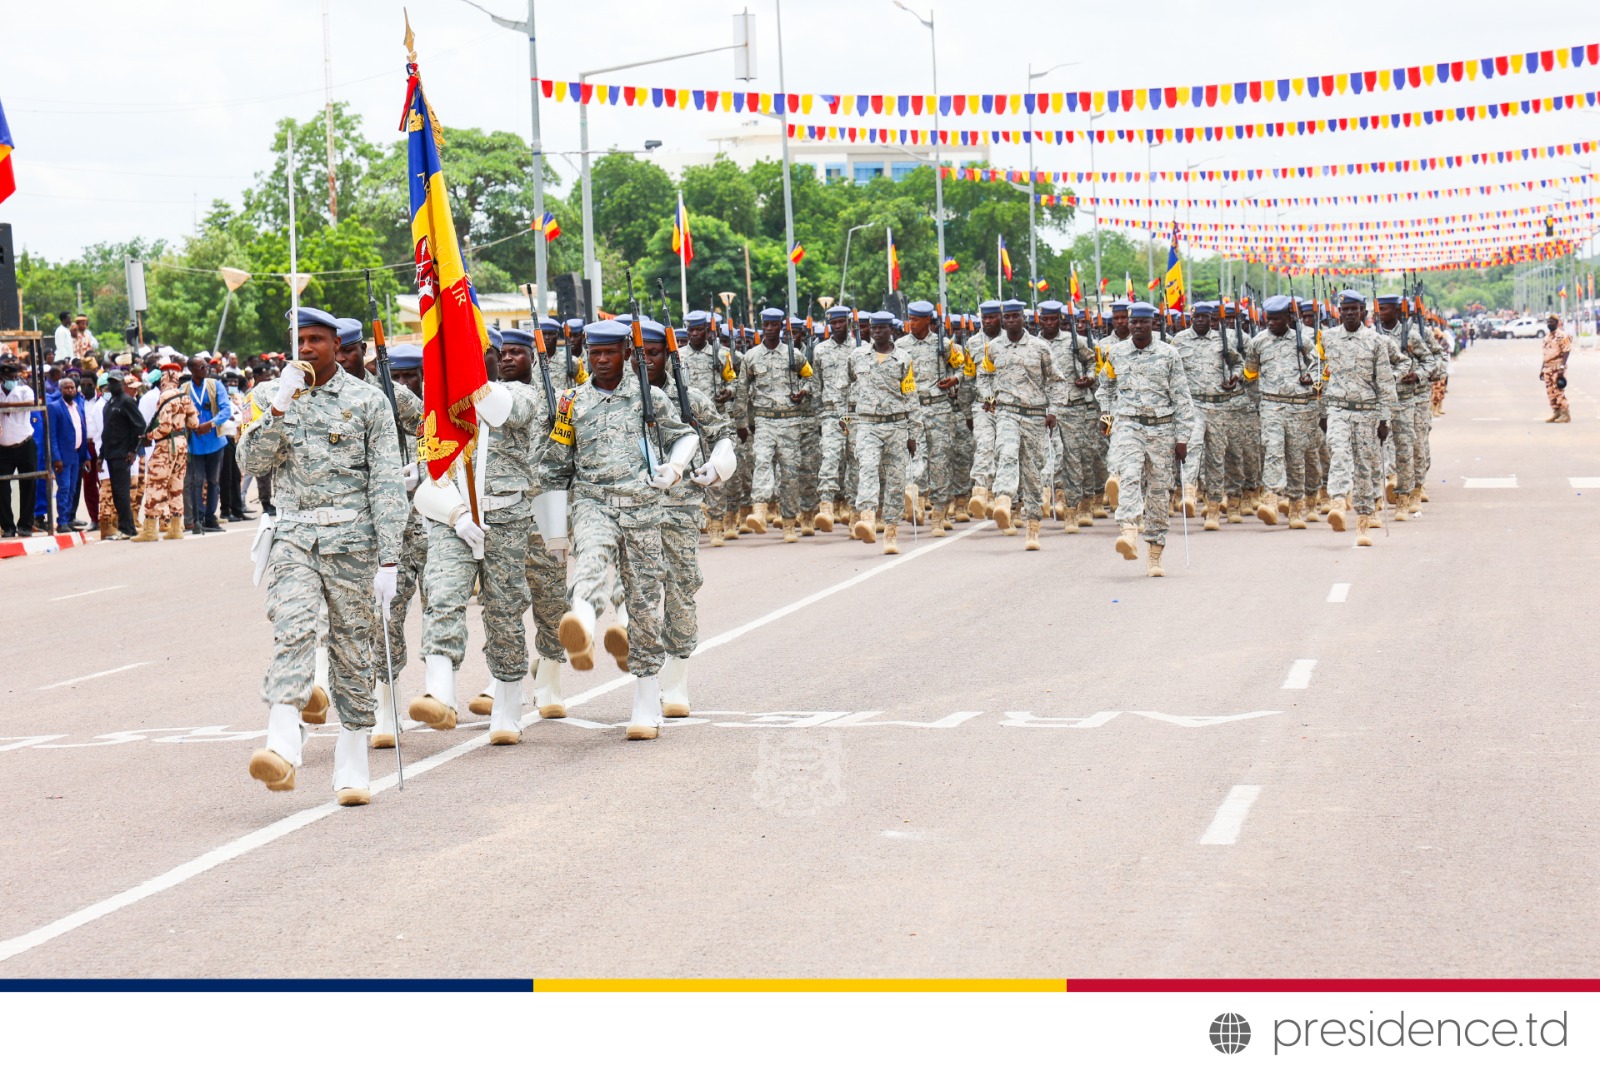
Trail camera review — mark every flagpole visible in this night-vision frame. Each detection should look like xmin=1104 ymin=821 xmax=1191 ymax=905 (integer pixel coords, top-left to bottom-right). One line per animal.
xmin=887 ymin=226 xmax=894 ymax=300
xmin=288 ymin=128 xmax=298 ymax=357
xmin=678 ymin=191 xmax=689 ymax=319
xmin=996 ymin=234 xmax=1001 ymax=299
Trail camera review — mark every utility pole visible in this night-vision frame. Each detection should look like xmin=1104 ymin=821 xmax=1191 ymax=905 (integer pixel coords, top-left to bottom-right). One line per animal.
xmin=322 ymin=1 xmax=338 ymax=223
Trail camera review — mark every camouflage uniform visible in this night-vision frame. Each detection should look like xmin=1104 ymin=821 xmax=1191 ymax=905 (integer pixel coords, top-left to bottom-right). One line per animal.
xmin=421 ymin=382 xmax=544 ymax=682
xmin=660 ymin=381 xmax=732 ymax=656
xmin=1041 ymin=329 xmax=1101 ymax=507
xmin=239 ymin=367 xmax=407 ymax=728
xmin=539 ymin=369 xmax=693 ymax=677
xmin=142 ymin=376 xmax=199 ymax=521
xmin=745 ymin=341 xmax=809 ymax=519
xmin=901 ymin=329 xmax=963 ymax=510
xmin=1244 ymin=327 xmax=1321 ymax=501
xmin=951 ymin=349 xmax=976 ymax=502
xmin=847 ymin=342 xmax=917 ymax=515
xmin=1374 ymin=319 xmax=1440 ymax=494
xmin=1321 ymin=324 xmax=1401 ymax=515
xmin=693 ymin=342 xmax=745 ymax=523
xmin=1102 ymin=337 xmax=1198 ymax=544
xmin=386 ymin=383 xmax=427 ymax=672
xmin=511 ymin=376 xmax=571 ymax=664
xmin=1541 ymin=329 xmax=1572 ymax=413
xmin=812 ymin=333 xmax=858 ymax=504
xmin=988 ymin=330 xmax=1061 ymax=521
xmin=797 ymin=341 xmax=823 ymax=516
xmin=967 ymin=328 xmax=1002 ymax=497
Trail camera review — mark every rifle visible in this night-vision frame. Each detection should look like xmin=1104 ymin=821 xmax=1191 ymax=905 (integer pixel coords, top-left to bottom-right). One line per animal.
xmin=1217 ymin=282 xmax=1238 ymax=388
xmin=656 ymin=279 xmax=708 ymax=465
xmin=1290 ymin=293 xmax=1314 ymax=386
xmin=526 ymin=287 xmax=558 ymax=425
xmin=1233 ymin=286 xmax=1246 ymax=353
xmin=1158 ymin=288 xmax=1169 ymax=342
xmin=365 ymin=270 xmax=408 ymax=458
xmin=1067 ymin=298 xmax=1087 ymax=376
xmin=624 ymin=268 xmax=666 ymax=466
xmin=1399 ymin=270 xmax=1413 ymax=354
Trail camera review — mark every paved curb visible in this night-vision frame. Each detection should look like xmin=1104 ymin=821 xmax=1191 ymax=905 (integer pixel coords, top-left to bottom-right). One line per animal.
xmin=0 ymin=531 xmax=91 ymax=559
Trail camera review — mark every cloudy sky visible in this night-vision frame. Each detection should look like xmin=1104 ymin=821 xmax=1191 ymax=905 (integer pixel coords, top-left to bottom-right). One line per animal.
xmin=4 ymin=0 xmax=1597 ymax=264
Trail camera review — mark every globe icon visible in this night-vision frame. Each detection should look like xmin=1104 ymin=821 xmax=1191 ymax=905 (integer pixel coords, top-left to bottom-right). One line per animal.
xmin=1209 ymin=1013 xmax=1251 ymax=1054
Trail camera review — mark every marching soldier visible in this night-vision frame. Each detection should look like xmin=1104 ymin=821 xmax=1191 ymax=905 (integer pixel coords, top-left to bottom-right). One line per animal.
xmin=899 ymin=301 xmax=963 ymax=536
xmin=132 ymin=356 xmax=200 ymax=542
xmin=1321 ymin=291 xmax=1400 ymax=547
xmin=964 ymin=301 xmax=1003 ymax=519
xmin=812 ymin=306 xmax=858 ymax=532
xmin=743 ymin=308 xmax=811 ymax=540
xmin=1035 ymin=301 xmax=1101 ymax=531
xmin=1373 ymin=294 xmax=1439 ymax=520
xmin=985 ymin=298 xmax=1061 ymax=550
xmin=1244 ymin=296 xmax=1322 ymax=530
xmin=370 ymin=344 xmax=426 ymax=749
xmin=1172 ymin=302 xmax=1248 ymax=530
xmin=241 ymin=307 xmax=407 ymax=805
xmin=543 ymin=319 xmax=697 ymax=740
xmin=847 ymin=310 xmax=917 ymax=553
xmin=793 ymin=315 xmax=824 ymax=536
xmin=1102 ymin=302 xmax=1197 ymax=576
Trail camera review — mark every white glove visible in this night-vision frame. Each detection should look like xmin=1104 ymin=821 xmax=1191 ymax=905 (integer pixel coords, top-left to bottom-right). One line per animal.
xmin=401 ymin=462 xmax=420 ymax=493
xmin=373 ymin=564 xmax=398 ymax=619
xmin=453 ymin=511 xmax=486 ymax=553
xmin=647 ymin=463 xmax=682 ymax=490
xmin=272 ymin=362 xmax=308 ymax=412
xmin=689 ymin=461 xmax=720 ymax=487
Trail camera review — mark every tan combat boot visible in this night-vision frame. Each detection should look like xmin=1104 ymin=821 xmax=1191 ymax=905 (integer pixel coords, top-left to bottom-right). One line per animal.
xmin=1114 ymin=524 xmax=1140 ymax=560
xmin=1327 ymin=496 xmax=1349 ymax=532
xmin=1316 ymin=489 xmax=1331 ymax=515
xmin=853 ymin=508 xmax=877 ymax=544
xmin=1054 ymin=496 xmax=1067 ymax=521
xmin=1305 ymin=497 xmax=1321 ymax=523
xmin=744 ymin=502 xmax=768 ymax=534
xmin=991 ymin=494 xmax=1013 ymax=531
xmin=902 ymin=486 xmax=918 ymax=523
xmin=930 ymin=505 xmax=947 ymax=538
xmin=131 ymin=516 xmax=159 ymax=542
xmin=882 ymin=522 xmax=899 ymax=555
xmin=1226 ymin=499 xmax=1243 ymax=524
xmin=1182 ymin=485 xmax=1197 ymax=518
xmin=1203 ymin=500 xmax=1221 ymax=531
xmin=164 ymin=516 xmax=184 ymax=540
xmin=1024 ymin=519 xmax=1041 ymax=550
xmin=1391 ymin=495 xmax=1409 ymax=522
xmin=1104 ymin=476 xmax=1120 ymax=511
xmin=799 ymin=510 xmax=816 ymax=536
xmin=98 ymin=517 xmax=115 ymax=540
xmin=1168 ymin=489 xmax=1181 ymax=517
xmin=1356 ymin=513 xmax=1373 ymax=547
xmin=1255 ymin=491 xmax=1280 ymax=526
xmin=1368 ymin=504 xmax=1383 ymax=528
xmin=1407 ymin=489 xmax=1423 ymax=516
xmin=815 ymin=500 xmax=836 ymax=533
xmin=782 ymin=516 xmax=799 ymax=543
xmin=1146 ymin=542 xmax=1165 ymax=577
xmin=1287 ymin=498 xmax=1308 ymax=529
xmin=1420 ymin=486 xmax=1430 ymax=502
xmin=707 ymin=519 xmax=725 ymax=547
xmin=939 ymin=508 xmax=953 ymax=531
xmin=951 ymin=496 xmax=971 ymax=522
xmin=1091 ymin=493 xmax=1108 ymax=519
xmin=1063 ymin=503 xmax=1081 ymax=533
xmin=967 ymin=487 xmax=989 ymax=519
xmin=1385 ymin=475 xmax=1398 ymax=504
xmin=1077 ymin=500 xmax=1094 ymax=527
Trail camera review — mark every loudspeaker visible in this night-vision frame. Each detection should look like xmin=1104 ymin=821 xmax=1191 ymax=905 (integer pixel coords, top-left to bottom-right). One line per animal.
xmin=554 ymin=272 xmax=584 ymax=320
xmin=884 ymin=291 xmax=906 ymax=319
xmin=0 ymin=224 xmax=19 ymax=331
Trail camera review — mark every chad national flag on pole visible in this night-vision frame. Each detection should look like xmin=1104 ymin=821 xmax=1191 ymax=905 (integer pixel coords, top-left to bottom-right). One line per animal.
xmin=673 ymin=192 xmax=693 ymax=264
xmin=999 ymin=236 xmax=1013 ymax=282
xmin=0 ymin=94 xmax=15 ymax=204
xmin=402 ymin=47 xmax=491 ymax=481
xmin=1164 ymin=221 xmax=1185 ymax=312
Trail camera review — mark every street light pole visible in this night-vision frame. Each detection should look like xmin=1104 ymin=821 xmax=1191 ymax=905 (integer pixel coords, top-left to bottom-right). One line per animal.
xmin=895 ymin=2 xmax=946 ymax=312
xmin=1026 ymin=61 xmax=1078 ymax=313
xmin=840 ymin=223 xmax=869 ymax=304
xmin=1087 ymin=111 xmax=1105 ymax=317
xmin=776 ymin=0 xmax=797 ymax=313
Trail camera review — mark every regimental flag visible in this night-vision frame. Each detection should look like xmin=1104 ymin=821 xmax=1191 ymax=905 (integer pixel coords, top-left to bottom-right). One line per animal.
xmin=1146 ymin=277 xmax=1160 ymax=292
xmin=1070 ymin=266 xmax=1083 ymax=304
xmin=1164 ymin=221 xmax=1185 ymax=312
xmin=943 ymin=257 xmax=959 ymax=274
xmin=0 ymin=93 xmax=14 ymax=204
xmin=999 ymin=237 xmax=1013 ymax=281
xmin=1035 ymin=279 xmax=1049 ymax=292
xmin=1124 ymin=272 xmax=1135 ymax=301
xmin=888 ymin=228 xmax=901 ymax=289
xmin=1098 ymin=276 xmax=1108 ymax=293
xmin=789 ymin=242 xmax=805 ymax=264
xmin=673 ymin=192 xmax=694 ymax=264
xmin=538 ymin=211 xmax=561 ymax=242
xmin=402 ymin=47 xmax=492 ymax=480
xmin=1559 ymin=282 xmax=1569 ymax=299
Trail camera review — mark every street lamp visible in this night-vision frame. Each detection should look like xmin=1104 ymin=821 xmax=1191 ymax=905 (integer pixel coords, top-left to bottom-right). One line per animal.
xmin=1025 ymin=61 xmax=1079 ymax=311
xmin=459 ymin=0 xmax=550 ymax=311
xmin=1083 ymin=111 xmax=1106 ymax=316
xmin=840 ymin=223 xmax=871 ymax=304
xmin=1182 ymin=155 xmax=1220 ymax=297
xmin=893 ymin=1 xmax=947 ymax=313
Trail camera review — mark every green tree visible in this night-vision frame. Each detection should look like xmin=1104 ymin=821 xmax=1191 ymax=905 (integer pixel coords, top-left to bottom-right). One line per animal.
xmin=681 ymin=156 xmax=758 ymax=236
xmin=592 ymin=154 xmax=676 ymax=264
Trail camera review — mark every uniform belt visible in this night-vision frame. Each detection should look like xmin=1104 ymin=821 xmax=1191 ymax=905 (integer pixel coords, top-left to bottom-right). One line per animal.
xmin=1125 ymin=413 xmax=1176 ymax=426
xmin=753 ymin=407 xmax=806 ymax=419
xmin=279 ymin=507 xmax=359 ymax=525
xmin=1193 ymin=391 xmax=1245 ymax=404
xmin=1260 ymin=393 xmax=1318 ymax=405
xmin=1063 ymin=397 xmax=1097 ymax=407
xmin=919 ymin=392 xmax=956 ymax=405
xmin=1330 ymin=399 xmax=1379 ymax=412
xmin=995 ymin=402 xmax=1047 ymax=417
xmin=480 ymin=492 xmax=525 ymax=512
xmin=854 ymin=411 xmax=909 ymax=424
xmin=1396 ymin=385 xmax=1423 ymax=399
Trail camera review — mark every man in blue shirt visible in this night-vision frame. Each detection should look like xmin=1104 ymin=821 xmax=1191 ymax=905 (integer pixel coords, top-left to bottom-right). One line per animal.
xmin=182 ymin=354 xmax=231 ymax=533
xmin=46 ymin=375 xmax=91 ymax=530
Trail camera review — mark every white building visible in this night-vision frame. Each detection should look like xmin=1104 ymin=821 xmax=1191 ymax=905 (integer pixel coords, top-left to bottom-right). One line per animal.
xmin=655 ymin=118 xmax=991 ymax=185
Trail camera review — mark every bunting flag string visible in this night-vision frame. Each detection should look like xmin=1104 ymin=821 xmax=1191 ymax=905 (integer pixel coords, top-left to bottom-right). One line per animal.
xmin=1032 ymin=170 xmax=1597 ymax=210
xmin=1096 ymin=197 xmax=1600 ymax=233
xmin=781 ymin=88 xmax=1600 ymax=148
xmin=1253 ymin=240 xmax=1574 ymax=271
xmin=938 ymin=136 xmax=1600 ymax=187
xmin=1096 ymin=210 xmax=1596 ymax=241
xmin=537 ymin=41 xmax=1598 ymax=116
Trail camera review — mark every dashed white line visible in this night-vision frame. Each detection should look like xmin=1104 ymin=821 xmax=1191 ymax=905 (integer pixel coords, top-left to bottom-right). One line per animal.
xmin=37 ymin=662 xmax=151 ymax=691
xmin=1200 ymin=785 xmax=1263 ymax=846
xmin=1462 ymin=476 xmax=1518 ymax=489
xmin=49 ymin=585 xmax=128 ymax=602
xmin=1281 ymin=659 xmax=1317 ymax=690
xmin=0 ymin=521 xmax=991 ymax=966
xmin=1569 ymin=478 xmax=1600 ymax=489
xmin=1326 ymin=583 xmax=1351 ymax=603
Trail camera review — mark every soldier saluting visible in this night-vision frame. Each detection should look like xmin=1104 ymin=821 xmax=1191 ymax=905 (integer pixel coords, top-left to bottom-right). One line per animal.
xmin=241 ymin=308 xmax=408 ymax=805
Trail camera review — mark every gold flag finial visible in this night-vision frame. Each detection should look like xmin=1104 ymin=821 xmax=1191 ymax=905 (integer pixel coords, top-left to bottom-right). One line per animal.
xmin=403 ymin=8 xmax=417 ymax=64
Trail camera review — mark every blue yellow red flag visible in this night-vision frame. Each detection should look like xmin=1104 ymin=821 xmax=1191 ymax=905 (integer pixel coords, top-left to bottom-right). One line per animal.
xmin=1163 ymin=221 xmax=1185 ymax=311
xmin=999 ymin=237 xmax=1013 ymax=281
xmin=0 ymin=94 xmax=15 ymax=204
xmin=672 ymin=192 xmax=693 ymax=264
xmin=402 ymin=48 xmax=491 ymax=480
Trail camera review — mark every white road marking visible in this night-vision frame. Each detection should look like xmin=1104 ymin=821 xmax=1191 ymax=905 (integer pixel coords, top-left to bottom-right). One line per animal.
xmin=36 ymin=662 xmax=151 ymax=691
xmin=1470 ymin=417 xmax=1502 ymax=422
xmin=1281 ymin=659 xmax=1317 ymax=690
xmin=1200 ymin=785 xmax=1263 ymax=846
xmin=48 ymin=585 xmax=127 ymax=602
xmin=0 ymin=521 xmax=992 ymax=965
xmin=1462 ymin=477 xmax=1518 ymax=488
xmin=1326 ymin=583 xmax=1351 ymax=603
xmin=1569 ymin=478 xmax=1600 ymax=489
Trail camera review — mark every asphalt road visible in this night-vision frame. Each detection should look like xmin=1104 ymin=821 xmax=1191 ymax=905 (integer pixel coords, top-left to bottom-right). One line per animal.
xmin=1 ymin=338 xmax=1594 ymax=979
